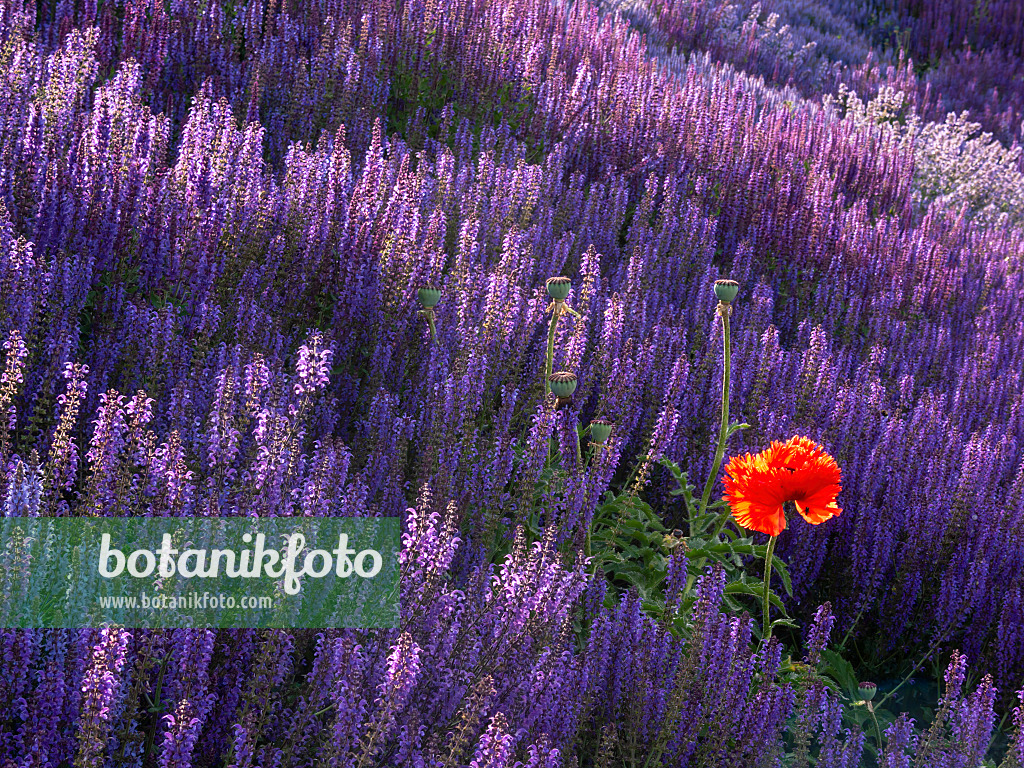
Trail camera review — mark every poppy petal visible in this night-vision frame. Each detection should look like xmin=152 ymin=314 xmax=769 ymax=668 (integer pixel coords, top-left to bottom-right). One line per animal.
xmin=724 ymin=436 xmax=842 ymax=537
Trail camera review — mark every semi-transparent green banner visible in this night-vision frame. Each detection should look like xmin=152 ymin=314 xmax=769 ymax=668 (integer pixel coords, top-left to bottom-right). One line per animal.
xmin=0 ymin=517 xmax=400 ymax=628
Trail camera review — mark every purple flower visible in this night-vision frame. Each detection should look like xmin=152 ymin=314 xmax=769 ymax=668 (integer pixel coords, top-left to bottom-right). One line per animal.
xmin=805 ymin=601 xmax=835 ymax=666
xmin=294 ymin=331 xmax=333 ymax=397
xmin=469 ymin=712 xmax=515 ymax=768
xmin=76 ymin=628 xmax=131 ymax=767
xmin=4 ymin=456 xmax=42 ymax=516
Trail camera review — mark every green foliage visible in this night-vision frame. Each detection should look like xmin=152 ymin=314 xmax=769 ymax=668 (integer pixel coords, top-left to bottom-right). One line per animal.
xmin=589 ymin=489 xmax=669 ymax=611
xmin=585 ymin=454 xmax=798 ymax=640
xmin=385 ymin=57 xmax=538 ymax=159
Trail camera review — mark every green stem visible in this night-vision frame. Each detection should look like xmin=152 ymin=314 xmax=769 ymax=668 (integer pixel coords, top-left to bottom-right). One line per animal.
xmin=875 ymin=628 xmax=952 ymax=711
xmin=868 ymin=702 xmax=884 ymax=751
xmin=545 ymin=304 xmax=560 ymax=396
xmin=706 ymin=509 xmax=733 ymax=550
xmin=696 ymin=304 xmax=732 ymax=523
xmin=681 ymin=305 xmax=733 ymax=595
xmin=426 ymin=310 xmax=436 ymax=341
xmin=312 ymin=701 xmax=336 ymax=718
xmin=837 ymin=605 xmax=866 ymax=653
xmin=544 ymin=305 xmax=559 ymax=468
xmin=681 ymin=507 xmax=736 ymax=596
xmin=582 ymin=437 xmax=598 ymax=568
xmin=985 ymin=704 xmax=1014 ymax=759
xmin=761 ymin=534 xmax=778 ymax=647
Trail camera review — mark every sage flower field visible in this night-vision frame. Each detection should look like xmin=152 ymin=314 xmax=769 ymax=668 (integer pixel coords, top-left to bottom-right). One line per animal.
xmin=2 ymin=0 xmax=1024 ymax=764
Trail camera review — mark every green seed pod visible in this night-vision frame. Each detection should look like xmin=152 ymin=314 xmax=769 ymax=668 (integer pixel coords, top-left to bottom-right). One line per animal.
xmin=417 ymin=286 xmax=441 ymax=308
xmin=589 ymin=420 xmax=613 ymax=444
xmin=713 ymin=279 xmax=739 ymax=304
xmin=546 ymin=276 xmax=572 ymax=302
xmin=548 ymin=371 xmax=578 ymax=399
xmin=858 ymin=682 xmax=877 ymax=701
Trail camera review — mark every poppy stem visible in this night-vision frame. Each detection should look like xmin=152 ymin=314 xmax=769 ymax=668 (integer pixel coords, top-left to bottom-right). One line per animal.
xmin=680 ymin=304 xmax=734 ymax=595
xmin=867 ymin=702 xmax=884 ymax=751
xmin=696 ymin=303 xmax=732 ymax=529
xmin=425 ymin=309 xmax=436 ymax=341
xmin=418 ymin=308 xmax=437 ymax=340
xmin=545 ymin=303 xmax=561 ymax=396
xmin=761 ymin=534 xmax=778 ymax=647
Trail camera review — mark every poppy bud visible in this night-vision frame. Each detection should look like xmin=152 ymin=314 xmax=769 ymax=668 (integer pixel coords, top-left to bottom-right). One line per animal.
xmin=858 ymin=682 xmax=877 ymax=701
xmin=546 ymin=276 xmax=572 ymax=302
xmin=548 ymin=371 xmax=577 ymax=399
xmin=589 ymin=420 xmax=613 ymax=444
xmin=714 ymin=279 xmax=739 ymax=304
xmin=417 ymin=286 xmax=441 ymax=308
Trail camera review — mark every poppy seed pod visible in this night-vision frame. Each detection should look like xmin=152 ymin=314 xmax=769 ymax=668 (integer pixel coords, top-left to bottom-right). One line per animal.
xmin=858 ymin=682 xmax=877 ymax=701
xmin=548 ymin=371 xmax=577 ymax=399
xmin=417 ymin=286 xmax=441 ymax=308
xmin=546 ymin=276 xmax=572 ymax=302
xmin=589 ymin=420 xmax=613 ymax=444
xmin=714 ymin=279 xmax=739 ymax=304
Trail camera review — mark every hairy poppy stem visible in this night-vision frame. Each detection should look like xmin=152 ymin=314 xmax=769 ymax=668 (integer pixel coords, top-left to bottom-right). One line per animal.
xmin=545 ymin=315 xmax=557 ymax=395
xmin=544 ymin=302 xmax=581 ymax=395
xmin=545 ymin=303 xmax=562 ymax=396
xmin=761 ymin=534 xmax=778 ymax=647
xmin=545 ymin=306 xmax=561 ymax=468
xmin=424 ymin=309 xmax=436 ymax=341
xmin=680 ymin=304 xmax=734 ymax=596
xmin=696 ymin=303 xmax=732 ymax=529
xmin=867 ymin=702 xmax=884 ymax=751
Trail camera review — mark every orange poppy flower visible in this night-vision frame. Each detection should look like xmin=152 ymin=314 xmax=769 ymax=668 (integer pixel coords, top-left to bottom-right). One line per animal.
xmin=722 ymin=436 xmax=842 ymax=537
